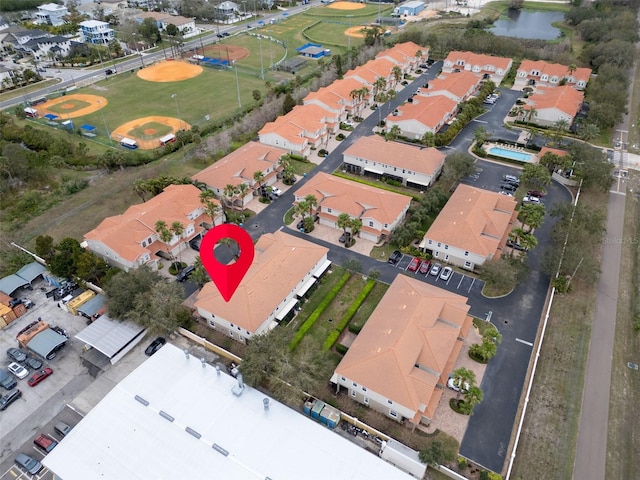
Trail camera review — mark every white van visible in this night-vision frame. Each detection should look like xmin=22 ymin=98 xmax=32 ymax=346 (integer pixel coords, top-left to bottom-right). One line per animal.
xmin=159 ymin=133 xmax=176 ymax=146
xmin=120 ymin=137 xmax=138 ymax=149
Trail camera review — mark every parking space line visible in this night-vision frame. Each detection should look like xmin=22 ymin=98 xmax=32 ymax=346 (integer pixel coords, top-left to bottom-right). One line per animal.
xmin=467 ymin=277 xmax=476 ymax=293
xmin=516 ymin=338 xmax=534 ymax=347
xmin=457 ymin=275 xmax=465 ymax=289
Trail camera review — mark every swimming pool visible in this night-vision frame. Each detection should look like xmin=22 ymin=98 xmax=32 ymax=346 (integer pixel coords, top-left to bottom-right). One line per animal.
xmin=488 ymin=146 xmax=534 ymax=163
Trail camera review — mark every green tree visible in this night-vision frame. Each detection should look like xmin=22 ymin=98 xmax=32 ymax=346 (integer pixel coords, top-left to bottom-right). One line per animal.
xmin=451 ymin=367 xmax=476 ymax=399
xmin=155 ymin=220 xmax=175 ymax=264
xmin=385 ymin=125 xmax=401 ymax=142
xmin=139 ymin=17 xmax=161 ymax=44
xmin=282 ymin=93 xmax=296 ymax=115
xmin=304 ymin=194 xmax=318 ymax=218
xmin=421 ymin=131 xmax=435 ymax=147
xmin=200 ymin=189 xmax=220 ymax=227
xmin=128 ymin=279 xmax=189 ymax=335
xmin=418 ymin=441 xmax=455 ymax=466
xmin=253 ymin=170 xmax=265 ymax=196
xmin=48 ymin=238 xmax=83 ymax=279
xmin=460 ymin=385 xmax=483 ymax=414
xmin=190 ymin=255 xmax=209 ymax=289
xmin=578 ymin=123 xmax=600 ymax=143
xmin=165 ymin=23 xmax=179 ymax=37
xmin=473 ymin=126 xmax=490 ymax=146
xmin=520 ymin=163 xmax=551 ymax=191
xmin=518 ymin=203 xmax=546 ymax=233
xmin=443 ymin=152 xmax=476 ymax=184
xmin=104 ymin=266 xmax=164 ymax=319
xmin=35 ymin=235 xmax=56 ymax=262
xmin=75 ymin=250 xmax=110 ymax=286
xmin=223 ymin=183 xmax=239 ymax=207
xmin=337 ymin=213 xmax=352 ymax=244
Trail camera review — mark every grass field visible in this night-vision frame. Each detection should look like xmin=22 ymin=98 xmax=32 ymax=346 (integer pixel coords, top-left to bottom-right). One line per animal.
xmin=47 ymin=99 xmax=90 ymax=113
xmin=606 ymin=171 xmax=640 ymax=479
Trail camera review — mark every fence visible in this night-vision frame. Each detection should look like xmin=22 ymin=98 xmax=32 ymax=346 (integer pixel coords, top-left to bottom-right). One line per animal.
xmin=177 ymin=326 xmax=242 ymax=364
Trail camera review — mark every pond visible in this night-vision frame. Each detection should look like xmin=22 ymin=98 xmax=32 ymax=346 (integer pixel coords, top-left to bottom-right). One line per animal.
xmin=490 ymin=10 xmax=565 ymax=40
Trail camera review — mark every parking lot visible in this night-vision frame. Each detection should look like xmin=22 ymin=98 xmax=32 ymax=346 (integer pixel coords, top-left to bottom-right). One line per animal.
xmin=390 ymin=252 xmax=484 ymax=295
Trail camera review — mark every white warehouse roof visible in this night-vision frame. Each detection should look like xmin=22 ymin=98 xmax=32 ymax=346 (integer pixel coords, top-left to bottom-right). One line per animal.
xmin=43 ymin=343 xmax=414 ymax=480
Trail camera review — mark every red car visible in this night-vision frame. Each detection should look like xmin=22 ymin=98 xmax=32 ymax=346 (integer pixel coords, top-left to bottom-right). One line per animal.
xmin=407 ymin=257 xmax=422 ymax=272
xmin=527 ymin=190 xmax=545 ymax=198
xmin=28 ymin=368 xmax=53 ymax=387
xmin=419 ymin=260 xmax=431 ymax=275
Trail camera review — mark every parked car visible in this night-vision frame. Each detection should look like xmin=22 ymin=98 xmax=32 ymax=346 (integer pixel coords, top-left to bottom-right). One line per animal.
xmin=499 ymin=183 xmax=517 ymax=192
xmin=145 ymin=337 xmax=166 ymax=356
xmin=34 ymin=433 xmax=58 ymax=453
xmin=507 ymin=239 xmax=528 ymax=251
xmin=189 ymin=236 xmax=201 ymax=251
xmin=499 ymin=190 xmax=514 ymax=196
xmin=176 ymin=265 xmax=195 ymax=282
xmin=522 ymin=195 xmax=541 ymax=205
xmin=14 ymin=453 xmax=42 ymax=475
xmin=24 ymin=357 xmax=43 ymax=370
xmin=419 ymin=260 xmax=431 ymax=275
xmin=105 ymin=68 xmax=115 ymax=75
xmin=54 ymin=421 xmax=72 ymax=437
xmin=503 ymin=174 xmax=520 ymax=184
xmin=429 ymin=263 xmax=442 ymax=276
xmin=388 ymin=250 xmax=402 ymax=264
xmin=527 ymin=190 xmax=545 ymax=198
xmin=7 ymin=348 xmax=27 ymax=363
xmin=8 ymin=362 xmax=29 ymax=379
xmin=440 ymin=266 xmax=453 ymax=281
xmin=0 ymin=369 xmax=17 ymax=390
xmin=339 ymin=232 xmax=351 ymax=244
xmin=0 ymin=389 xmax=21 ymax=410
xmin=447 ymin=376 xmax=470 ymax=393
xmin=51 ymin=326 xmax=68 ymax=338
xmin=270 ymin=187 xmax=282 ymax=197
xmin=28 ymin=367 xmax=53 ymax=387
xmin=407 ymin=257 xmax=422 ymax=272
xmin=21 ymin=298 xmax=35 ymax=309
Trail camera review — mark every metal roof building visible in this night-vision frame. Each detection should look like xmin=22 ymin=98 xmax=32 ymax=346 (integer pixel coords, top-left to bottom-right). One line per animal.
xmin=74 ymin=315 xmax=145 ymax=364
xmin=43 ymin=344 xmax=415 ymax=480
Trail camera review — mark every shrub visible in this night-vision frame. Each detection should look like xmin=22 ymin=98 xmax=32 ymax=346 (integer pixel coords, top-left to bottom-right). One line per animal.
xmin=348 ymin=323 xmax=363 ymax=334
xmin=335 ymin=343 xmax=349 ymax=355
xmin=289 ymin=272 xmax=351 ymax=350
xmin=323 ymin=279 xmax=375 ymax=350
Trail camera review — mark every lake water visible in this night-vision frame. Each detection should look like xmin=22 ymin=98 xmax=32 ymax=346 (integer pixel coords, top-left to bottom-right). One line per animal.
xmin=490 ymin=10 xmax=565 ymax=40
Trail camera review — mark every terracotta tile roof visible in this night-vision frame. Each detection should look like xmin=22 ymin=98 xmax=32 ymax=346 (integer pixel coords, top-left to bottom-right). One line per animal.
xmin=390 ymin=95 xmax=457 ymax=129
xmin=294 ymin=172 xmax=412 ymax=224
xmin=343 ymin=135 xmax=445 ymax=176
xmin=192 ymin=142 xmax=287 ymax=190
xmin=420 ymin=70 xmax=481 ymax=99
xmin=385 ymin=41 xmax=427 ymax=61
xmin=444 ymin=51 xmax=512 ymax=73
xmin=345 ymin=57 xmax=396 ymax=85
xmin=525 ymin=85 xmax=584 ymax=116
xmin=84 ymin=184 xmax=212 ymax=263
xmin=425 ymin=184 xmax=517 ymax=256
xmin=335 ymin=276 xmax=472 ymax=418
xmin=539 ymin=146 xmax=570 ymax=158
xmin=330 ymin=77 xmax=373 ymax=99
xmin=195 ymin=231 xmax=328 ymax=333
xmin=518 ymin=60 xmax=591 ymax=85
xmin=259 ymin=104 xmax=329 ymax=143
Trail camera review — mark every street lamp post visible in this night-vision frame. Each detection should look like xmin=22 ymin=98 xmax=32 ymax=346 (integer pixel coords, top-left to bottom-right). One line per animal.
xmin=132 ymin=33 xmax=144 ymax=68
xmin=259 ymin=35 xmax=264 ymax=80
xmin=233 ymin=61 xmax=241 ymax=109
xmin=171 ymin=93 xmax=184 ymax=131
xmin=97 ymin=100 xmax=113 ymax=146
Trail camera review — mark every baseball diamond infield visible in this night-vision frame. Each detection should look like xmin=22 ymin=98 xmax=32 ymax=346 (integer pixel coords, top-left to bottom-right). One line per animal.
xmin=111 ymin=116 xmax=190 ymax=150
xmin=37 ymin=94 xmax=108 ymax=118
xmin=201 ymin=45 xmax=250 ymax=61
xmin=137 ymin=60 xmax=203 ymax=82
xmin=344 ymin=26 xmax=367 ymax=38
xmin=329 ymin=1 xmax=366 ymax=10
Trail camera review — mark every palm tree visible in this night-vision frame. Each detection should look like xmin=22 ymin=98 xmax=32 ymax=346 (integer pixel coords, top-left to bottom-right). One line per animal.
xmin=223 ymin=184 xmax=239 ymax=208
xmin=304 ymin=194 xmax=318 ymax=218
xmin=350 ymin=218 xmax=362 ymax=238
xmin=155 ymin=220 xmax=175 ymax=265
xmin=451 ymin=367 xmax=476 ymax=400
xmin=567 ymin=63 xmax=577 ymax=78
xmin=385 ymin=125 xmax=401 ymax=142
xmin=133 ymin=179 xmax=148 ymax=202
xmin=170 ymin=221 xmax=185 ymax=268
xmin=373 ymin=76 xmax=386 ymax=99
xmin=473 ymin=126 xmax=490 ymax=147
xmin=518 ymin=232 xmax=538 ymax=251
xmin=461 ymin=385 xmax=483 ymax=414
xmin=336 ymin=213 xmax=352 ymax=245
xmin=525 ymin=106 xmax=537 ymax=126
xmin=190 ymin=255 xmax=209 ymax=289
xmin=237 ymin=183 xmax=250 ymax=207
xmin=578 ymin=123 xmax=600 ymax=143
xmin=508 ymin=227 xmax=525 ymax=254
xmin=391 ymin=66 xmax=402 ymax=88
xmin=199 ymin=190 xmax=220 ymax=228
xmin=421 ymin=131 xmax=435 ymax=147
xmin=253 ymin=170 xmax=265 ymax=197
xmin=518 ymin=204 xmax=545 ymax=233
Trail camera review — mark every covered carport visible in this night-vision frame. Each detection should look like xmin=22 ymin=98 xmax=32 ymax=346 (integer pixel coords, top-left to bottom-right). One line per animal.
xmin=16 ymin=262 xmax=47 ymax=284
xmin=27 ymin=328 xmax=68 ymax=360
xmin=0 ymin=274 xmax=29 ymax=296
xmin=77 ymin=294 xmax=107 ymax=321
xmin=75 ymin=315 xmax=145 ymax=366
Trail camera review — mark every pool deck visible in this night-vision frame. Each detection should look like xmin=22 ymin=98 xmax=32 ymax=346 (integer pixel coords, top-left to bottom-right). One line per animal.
xmin=484 ymin=142 xmax=539 ymax=164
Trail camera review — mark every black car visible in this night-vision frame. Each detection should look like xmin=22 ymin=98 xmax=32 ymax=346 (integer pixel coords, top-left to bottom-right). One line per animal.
xmin=189 ymin=237 xmax=201 ymax=251
xmin=145 ymin=337 xmax=166 ymax=356
xmin=54 ymin=421 xmax=72 ymax=437
xmin=24 ymin=357 xmax=43 ymax=370
xmin=0 ymin=369 xmax=17 ymax=390
xmin=499 ymin=183 xmax=517 ymax=192
xmin=507 ymin=239 xmax=528 ymax=251
xmin=105 ymin=68 xmax=115 ymax=75
xmin=388 ymin=250 xmax=402 ymax=264
xmin=0 ymin=389 xmax=21 ymax=410
xmin=7 ymin=348 xmax=27 ymax=363
xmin=176 ymin=265 xmax=195 ymax=282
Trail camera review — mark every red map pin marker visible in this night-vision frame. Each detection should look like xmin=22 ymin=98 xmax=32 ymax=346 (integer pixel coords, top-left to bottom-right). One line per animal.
xmin=199 ymin=224 xmax=255 ymax=302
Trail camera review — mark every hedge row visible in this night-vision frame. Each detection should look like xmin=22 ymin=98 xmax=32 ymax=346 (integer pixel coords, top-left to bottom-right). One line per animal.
xmin=288 ymin=271 xmax=351 ymax=351
xmin=333 ymin=172 xmax=422 ymax=201
xmin=323 ymin=279 xmax=375 ymax=351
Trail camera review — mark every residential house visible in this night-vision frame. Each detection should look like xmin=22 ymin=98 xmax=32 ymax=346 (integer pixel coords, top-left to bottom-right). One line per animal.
xmin=419 ymin=184 xmax=517 ymax=270
xmin=215 ymin=1 xmax=240 ymax=20
xmin=0 ymin=27 xmax=50 ymax=49
xmin=375 ymin=41 xmax=428 ymax=73
xmin=442 ymin=51 xmax=513 ymax=84
xmin=521 ymin=85 xmax=585 ymax=127
xmin=135 ymin=12 xmax=197 ymax=35
xmin=0 ymin=66 xmax=16 ymax=90
xmin=76 ymin=2 xmax=116 ymax=20
xmin=331 ymin=275 xmax=473 ymax=425
xmin=417 ymin=70 xmax=482 ymax=103
xmin=194 ymin=231 xmax=330 ymax=343
xmin=385 ymin=95 xmax=458 ymax=139
xmin=35 ymin=3 xmax=69 ymax=27
xmin=83 ymin=184 xmax=221 ymax=272
xmin=78 ymin=21 xmax=115 ymax=45
xmin=342 ymin=135 xmax=445 ymax=189
xmin=514 ymin=60 xmax=592 ymax=90
xmin=17 ymin=35 xmax=71 ymax=60
xmin=293 ymin=172 xmax=412 ymax=243
xmin=304 ymin=77 xmax=372 ymax=118
xmin=259 ymin=104 xmax=333 ymax=156
xmin=345 ymin=57 xmax=398 ymax=90
xmin=191 ymin=142 xmax=288 ymax=208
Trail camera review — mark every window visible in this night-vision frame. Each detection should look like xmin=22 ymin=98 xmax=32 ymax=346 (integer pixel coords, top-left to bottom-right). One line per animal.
xmin=237 ymin=326 xmax=241 ymax=330
xmin=437 ymin=242 xmax=441 ymax=247
xmin=464 ymin=261 xmax=472 ymax=268
xmin=352 ymin=382 xmax=358 ymax=387
xmin=364 ymin=397 xmax=369 ymax=405
xmin=445 ymin=254 xmax=449 ymax=261
xmin=464 ymin=251 xmax=469 ymax=256
xmin=387 ymin=399 xmax=393 ymax=405
xmin=444 ymin=245 xmax=448 ymax=250
xmin=351 ymin=390 xmax=356 ymax=397
xmin=434 ymin=251 xmax=439 ymax=257
xmin=341 ymin=376 xmax=346 ymax=382
xmin=428 ymin=239 xmax=432 ymax=245
xmin=369 ymin=221 xmax=373 ymax=227
xmin=327 ymin=208 xmax=332 ymax=213
xmin=362 ymin=387 xmax=367 ymax=392
xmin=142 ymin=241 xmax=147 ymax=247
xmin=389 ymin=410 xmax=398 ymax=418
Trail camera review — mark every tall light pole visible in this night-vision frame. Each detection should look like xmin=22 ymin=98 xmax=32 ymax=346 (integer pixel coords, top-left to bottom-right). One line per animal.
xmin=259 ymin=35 xmax=264 ymax=80
xmin=171 ymin=93 xmax=184 ymax=130
xmin=233 ymin=61 xmax=241 ymax=109
xmin=97 ymin=100 xmax=113 ymax=146
xmin=132 ymin=33 xmax=144 ymax=68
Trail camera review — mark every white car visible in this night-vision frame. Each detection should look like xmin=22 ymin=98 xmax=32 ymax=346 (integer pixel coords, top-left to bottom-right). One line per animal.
xmin=429 ymin=263 xmax=442 ymax=276
xmin=8 ymin=362 xmax=29 ymax=379
xmin=447 ymin=376 xmax=470 ymax=393
xmin=270 ymin=187 xmax=282 ymax=197
xmin=439 ymin=266 xmax=453 ymax=281
xmin=522 ymin=195 xmax=541 ymax=205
